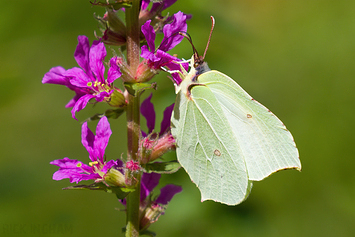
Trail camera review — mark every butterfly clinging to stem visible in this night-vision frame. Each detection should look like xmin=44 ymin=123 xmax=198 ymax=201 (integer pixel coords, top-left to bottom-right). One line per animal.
xmin=170 ymin=16 xmax=301 ymax=205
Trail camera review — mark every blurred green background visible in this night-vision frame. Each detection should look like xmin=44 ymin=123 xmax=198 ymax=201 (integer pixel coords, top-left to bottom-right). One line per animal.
xmin=1 ymin=0 xmax=354 ymax=236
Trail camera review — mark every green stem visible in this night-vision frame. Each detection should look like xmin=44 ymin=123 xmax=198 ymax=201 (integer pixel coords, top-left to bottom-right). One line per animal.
xmin=125 ymin=0 xmax=141 ymax=237
xmin=126 ymin=0 xmax=141 ymax=73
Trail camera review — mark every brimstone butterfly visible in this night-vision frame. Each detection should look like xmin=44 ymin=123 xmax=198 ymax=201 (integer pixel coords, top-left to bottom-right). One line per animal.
xmin=170 ymin=17 xmax=301 ymax=205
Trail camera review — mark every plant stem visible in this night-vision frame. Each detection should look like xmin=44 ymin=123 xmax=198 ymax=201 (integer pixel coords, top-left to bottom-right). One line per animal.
xmin=126 ymin=0 xmax=140 ymax=73
xmin=125 ymin=0 xmax=141 ymax=236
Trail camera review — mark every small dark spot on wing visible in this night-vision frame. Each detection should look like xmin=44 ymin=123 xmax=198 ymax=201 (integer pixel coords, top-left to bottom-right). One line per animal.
xmin=214 ymin=149 xmax=221 ymax=156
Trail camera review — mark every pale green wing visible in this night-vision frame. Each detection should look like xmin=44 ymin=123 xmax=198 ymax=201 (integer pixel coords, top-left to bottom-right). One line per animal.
xmin=198 ymin=70 xmax=301 ymax=181
xmin=171 ymin=85 xmax=252 ymax=205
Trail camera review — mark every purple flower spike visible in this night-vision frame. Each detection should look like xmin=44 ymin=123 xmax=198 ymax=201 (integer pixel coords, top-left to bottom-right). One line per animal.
xmin=42 ymin=35 xmax=122 ymax=119
xmin=50 ymin=116 xmax=117 ymax=183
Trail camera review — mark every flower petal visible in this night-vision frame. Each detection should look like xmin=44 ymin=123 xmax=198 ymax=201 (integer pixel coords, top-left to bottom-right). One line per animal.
xmin=94 ymin=116 xmax=112 ymax=163
xmin=65 ymin=92 xmax=86 ymax=108
xmin=151 ymin=0 xmax=177 ymax=12
xmin=89 ymin=41 xmax=107 ymax=83
xmin=66 ymin=67 xmax=92 ymax=87
xmin=71 ymin=94 xmax=94 ymax=120
xmin=140 ymin=94 xmax=155 ymax=134
xmin=141 ymin=172 xmax=161 ymax=201
xmin=141 ymin=20 xmax=156 ymax=52
xmin=101 ymin=159 xmax=119 ymax=174
xmin=159 ymin=103 xmax=174 ymax=136
xmin=74 ymin=35 xmax=91 ymax=75
xmin=141 ymin=0 xmax=150 ymax=10
xmin=42 ymin=66 xmax=68 ymax=85
xmin=155 ymin=184 xmax=182 ymax=205
xmin=160 ymin=11 xmax=187 ymax=52
xmin=107 ymin=56 xmax=122 ymax=84
xmin=81 ymin=121 xmax=96 ymax=161
xmin=50 ymin=158 xmax=99 ymax=183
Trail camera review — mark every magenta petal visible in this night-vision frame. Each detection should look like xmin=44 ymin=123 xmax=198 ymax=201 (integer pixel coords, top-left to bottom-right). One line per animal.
xmin=153 ymin=50 xmax=177 ymax=68
xmin=141 ymin=0 xmax=150 ymax=10
xmin=94 ymin=116 xmax=112 ymax=163
xmin=101 ymin=159 xmax=118 ymax=174
xmin=160 ymin=11 xmax=187 ymax=52
xmin=151 ymin=0 xmax=177 ymax=12
xmin=81 ymin=121 xmax=96 ymax=161
xmin=94 ymin=90 xmax=112 ymax=102
xmin=140 ymin=94 xmax=156 ymax=133
xmin=71 ymin=94 xmax=94 ymax=120
xmin=74 ymin=35 xmax=91 ymax=74
xmin=65 ymin=92 xmax=86 ymax=108
xmin=141 ymin=172 xmax=161 ymax=201
xmin=156 ymin=184 xmax=182 ymax=205
xmin=66 ymin=67 xmax=92 ymax=87
xmin=50 ymin=158 xmax=95 ymax=183
xmin=159 ymin=103 xmax=174 ymax=136
xmin=141 ymin=45 xmax=158 ymax=62
xmin=42 ymin=66 xmax=68 ymax=85
xmin=141 ymin=20 xmax=156 ymax=52
xmin=107 ymin=57 xmax=122 ymax=84
xmin=89 ymin=41 xmax=107 ymax=83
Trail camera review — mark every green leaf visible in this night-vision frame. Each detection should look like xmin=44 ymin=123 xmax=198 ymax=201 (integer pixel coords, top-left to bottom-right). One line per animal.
xmin=124 ymin=82 xmax=157 ymax=97
xmin=83 ymin=108 xmax=125 ymax=123
xmin=143 ymin=161 xmax=181 ymax=174
xmin=171 ymin=57 xmax=301 ymax=205
xmin=63 ymin=182 xmax=134 ymax=200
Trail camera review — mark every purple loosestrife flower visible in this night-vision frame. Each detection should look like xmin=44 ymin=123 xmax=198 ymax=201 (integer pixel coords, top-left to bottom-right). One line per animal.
xmin=140 ymin=11 xmax=189 ymax=85
xmin=50 ymin=116 xmax=118 ymax=183
xmin=121 ymin=172 xmax=182 ymax=231
xmin=42 ymin=35 xmax=124 ymax=119
xmin=140 ymin=94 xmax=175 ymax=163
xmin=139 ymin=172 xmax=182 ymax=231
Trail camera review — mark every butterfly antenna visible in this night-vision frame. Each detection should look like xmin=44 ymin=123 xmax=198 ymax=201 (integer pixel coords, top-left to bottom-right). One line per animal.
xmin=202 ymin=16 xmax=215 ymax=60
xmin=179 ymin=31 xmax=200 ymax=61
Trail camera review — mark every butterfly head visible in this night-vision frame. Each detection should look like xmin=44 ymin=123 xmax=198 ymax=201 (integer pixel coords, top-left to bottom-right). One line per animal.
xmin=179 ymin=16 xmax=215 ymax=79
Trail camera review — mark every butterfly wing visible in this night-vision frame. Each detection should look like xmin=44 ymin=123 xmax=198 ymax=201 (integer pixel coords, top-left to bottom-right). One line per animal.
xmin=171 ymin=82 xmax=252 ymax=205
xmin=198 ymin=70 xmax=301 ymax=181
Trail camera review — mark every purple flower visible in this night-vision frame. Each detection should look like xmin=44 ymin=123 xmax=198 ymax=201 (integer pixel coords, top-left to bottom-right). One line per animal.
xmin=121 ymin=171 xmax=182 ymax=231
xmin=50 ymin=116 xmax=118 ymax=183
xmin=141 ymin=11 xmax=189 ymax=85
xmin=139 ymin=172 xmax=182 ymax=230
xmin=141 ymin=0 xmax=177 ymax=13
xmin=42 ymin=35 xmax=122 ymax=119
xmin=140 ymin=94 xmax=175 ymax=163
xmin=141 ymin=94 xmax=174 ymax=137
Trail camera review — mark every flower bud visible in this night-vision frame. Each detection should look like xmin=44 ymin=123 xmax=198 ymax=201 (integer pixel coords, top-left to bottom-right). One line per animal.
xmin=99 ymin=9 xmax=127 ymax=46
xmin=107 ymin=88 xmax=127 ymax=108
xmin=150 ymin=134 xmax=176 ymax=161
xmin=140 ymin=137 xmax=155 ymax=164
xmin=116 ymin=57 xmax=135 ymax=82
xmin=140 ymin=202 xmax=165 ymax=231
xmin=104 ymin=168 xmax=126 ymax=187
xmin=135 ymin=60 xmax=158 ymax=83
